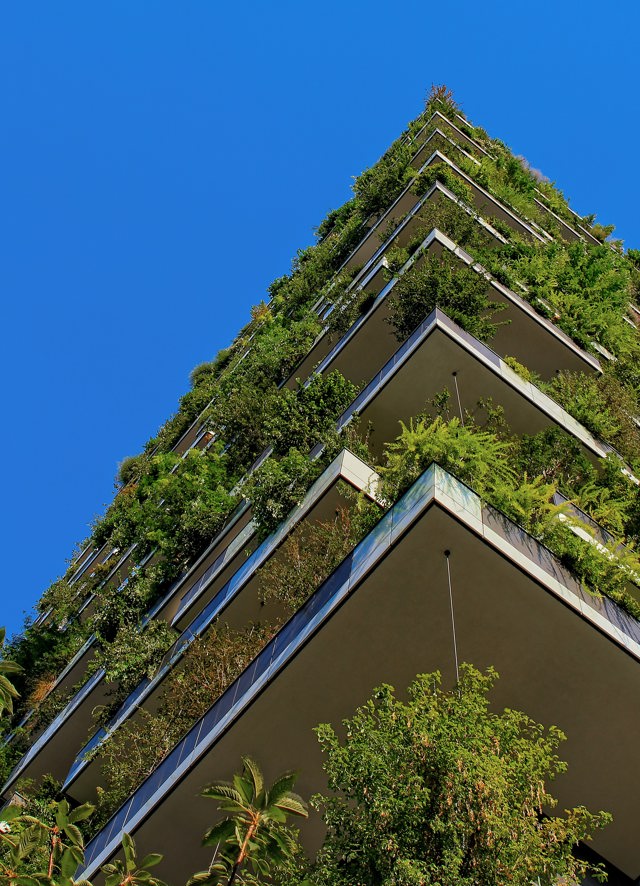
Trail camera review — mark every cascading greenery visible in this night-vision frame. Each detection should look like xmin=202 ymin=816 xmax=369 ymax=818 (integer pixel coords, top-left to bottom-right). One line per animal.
xmin=378 ymin=407 xmax=640 ymax=618
xmin=5 ymin=84 xmax=639 ymax=824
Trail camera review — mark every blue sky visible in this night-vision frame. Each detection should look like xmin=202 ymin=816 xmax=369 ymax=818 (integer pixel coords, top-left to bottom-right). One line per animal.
xmin=1 ymin=2 xmax=639 ymax=638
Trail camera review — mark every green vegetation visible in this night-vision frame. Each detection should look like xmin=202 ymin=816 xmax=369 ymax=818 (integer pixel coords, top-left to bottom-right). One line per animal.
xmin=0 ymin=798 xmax=164 ymax=886
xmin=93 ymin=622 xmax=275 ymax=829
xmin=257 ymin=499 xmax=378 ymax=612
xmin=386 ymin=249 xmax=506 ymax=342
xmin=90 ymin=493 xmax=379 ymax=828
xmin=378 ymin=407 xmax=640 ymax=617
xmin=474 ymin=234 xmax=640 ymax=395
xmin=309 ymin=665 xmax=610 ymax=886
xmin=191 ymin=757 xmax=307 ymax=886
xmin=0 ymin=629 xmax=21 ymax=716
xmin=0 ymin=633 xmax=614 ymax=885
xmin=4 ymin=83 xmax=639 ymax=882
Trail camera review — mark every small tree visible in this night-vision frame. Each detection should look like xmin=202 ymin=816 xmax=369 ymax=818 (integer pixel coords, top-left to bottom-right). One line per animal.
xmin=101 ymin=833 xmax=166 ymax=886
xmin=191 ymin=756 xmax=308 ymax=886
xmin=0 ymin=798 xmax=94 ymax=886
xmin=311 ymin=665 xmax=611 ymax=885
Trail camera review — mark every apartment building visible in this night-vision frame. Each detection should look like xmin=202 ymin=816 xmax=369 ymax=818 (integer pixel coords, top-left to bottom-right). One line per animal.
xmin=4 ymin=91 xmax=640 ymax=884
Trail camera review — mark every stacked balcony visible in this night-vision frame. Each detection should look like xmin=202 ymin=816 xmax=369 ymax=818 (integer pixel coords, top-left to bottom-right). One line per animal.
xmin=6 ymin=104 xmax=639 ymax=885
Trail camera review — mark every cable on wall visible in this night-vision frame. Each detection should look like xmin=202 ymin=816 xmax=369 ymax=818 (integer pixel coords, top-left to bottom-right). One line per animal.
xmin=444 ymin=549 xmax=459 ymax=684
xmin=452 ymin=372 xmax=464 ymax=425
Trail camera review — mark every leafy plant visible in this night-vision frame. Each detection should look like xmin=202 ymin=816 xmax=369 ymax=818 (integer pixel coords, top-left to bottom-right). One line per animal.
xmin=311 ymin=665 xmax=610 ymax=886
xmin=386 ymin=250 xmax=507 ymax=343
xmin=101 ymin=833 xmax=166 ymax=886
xmin=542 ymin=370 xmax=640 ymax=464
xmin=0 ymin=798 xmax=94 ymax=885
xmin=258 ymin=497 xmax=380 ymax=614
xmin=0 ymin=628 xmax=21 ymax=716
xmin=246 ymin=449 xmax=322 ymax=539
xmin=192 ymin=756 xmax=307 ymax=886
xmin=94 ymin=622 xmax=275 ymax=829
xmin=380 ymin=414 xmax=515 ymax=502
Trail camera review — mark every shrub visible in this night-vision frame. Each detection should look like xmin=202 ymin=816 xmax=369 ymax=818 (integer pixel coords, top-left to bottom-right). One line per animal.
xmin=93 ymin=621 xmax=273 ymax=830
xmin=258 ymin=498 xmax=380 ymax=613
xmin=247 ymin=449 xmax=322 ymax=539
xmin=380 ymin=414 xmax=515 ymax=502
xmin=311 ymin=665 xmax=610 ymax=886
xmin=117 ymin=454 xmax=145 ymax=488
xmin=386 ymin=250 xmax=506 ymax=342
xmin=543 ymin=370 xmax=640 ymax=463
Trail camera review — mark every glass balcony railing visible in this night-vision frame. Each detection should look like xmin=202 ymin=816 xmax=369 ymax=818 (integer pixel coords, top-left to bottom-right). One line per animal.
xmin=2 ymin=668 xmax=104 ymax=792
xmin=171 ymin=523 xmax=255 ymax=627
xmin=80 ymin=461 xmax=413 ymax=874
xmin=64 ymin=451 xmax=378 ymax=794
xmin=80 ymin=461 xmax=640 ymax=878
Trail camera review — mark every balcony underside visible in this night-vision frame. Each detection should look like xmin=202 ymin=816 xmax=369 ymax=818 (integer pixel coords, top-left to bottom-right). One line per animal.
xmin=79 ymin=465 xmax=640 ymax=882
xmin=305 ymin=233 xmax=600 ymax=401
xmin=64 ymin=451 xmax=379 ymax=801
xmin=337 ymin=309 xmax=607 ymax=465
xmin=2 ymin=667 xmax=111 ymax=797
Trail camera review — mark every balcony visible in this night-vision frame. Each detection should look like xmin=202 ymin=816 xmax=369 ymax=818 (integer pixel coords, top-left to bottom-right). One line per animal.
xmin=410 ymin=110 xmax=492 ymax=162
xmin=63 ymin=449 xmax=380 ymax=802
xmin=1 ymin=663 xmax=107 ymax=798
xmin=413 ymin=114 xmax=596 ymax=248
xmin=284 ymin=183 xmax=509 ymax=388
xmin=342 ymin=150 xmax=549 ymax=277
xmin=76 ymin=542 xmax=142 ymax=624
xmin=332 ymin=308 xmax=613 ymax=465
xmin=288 ymin=225 xmax=600 ymax=398
xmin=78 ymin=463 xmax=640 ymax=883
xmin=408 ymin=125 xmax=482 ymax=175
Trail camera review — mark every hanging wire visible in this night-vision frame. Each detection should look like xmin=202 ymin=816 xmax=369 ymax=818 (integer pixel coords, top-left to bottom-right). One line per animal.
xmin=444 ymin=550 xmax=459 ymax=683
xmin=452 ymin=372 xmax=464 ymax=426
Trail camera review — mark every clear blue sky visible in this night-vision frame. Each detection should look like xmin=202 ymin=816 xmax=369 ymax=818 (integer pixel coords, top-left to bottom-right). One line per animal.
xmin=1 ymin=2 xmax=638 ymax=638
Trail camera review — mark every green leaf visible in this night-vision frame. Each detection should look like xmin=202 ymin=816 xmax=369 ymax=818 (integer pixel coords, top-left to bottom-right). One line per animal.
xmin=122 ymin=832 xmax=136 ymax=870
xmin=1 ymin=805 xmax=24 ymax=822
xmin=68 ymin=803 xmax=95 ymax=825
xmin=265 ymin=772 xmax=297 ymax=806
xmin=241 ymin=756 xmax=264 ymax=797
xmin=139 ymin=852 xmax=163 ymax=870
xmin=202 ymin=819 xmax=236 ymax=847
xmin=60 ymin=848 xmax=79 ymax=878
xmin=201 ymin=784 xmax=244 ymax=807
xmin=63 ymin=823 xmax=84 ymax=848
xmin=56 ymin=799 xmax=71 ymax=828
xmin=232 ymin=774 xmax=253 ymax=805
xmin=273 ymin=793 xmax=308 ymax=818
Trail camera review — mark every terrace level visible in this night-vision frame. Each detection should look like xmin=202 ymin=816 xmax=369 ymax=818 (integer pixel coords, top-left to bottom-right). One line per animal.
xmin=79 ymin=464 xmax=640 ymax=883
